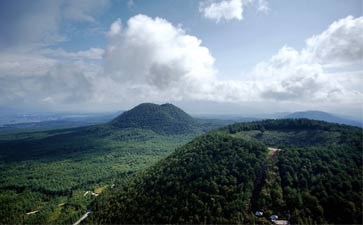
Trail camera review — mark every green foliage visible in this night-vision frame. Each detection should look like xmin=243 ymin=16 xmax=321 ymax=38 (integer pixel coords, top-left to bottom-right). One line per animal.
xmin=227 ymin=119 xmax=362 ymax=224
xmin=278 ymin=145 xmax=362 ymax=224
xmin=89 ymin=133 xmax=268 ymax=224
xmin=91 ymin=119 xmax=362 ymax=224
xmin=225 ymin=119 xmax=361 ymax=149
xmin=0 ymin=125 xmax=197 ymax=224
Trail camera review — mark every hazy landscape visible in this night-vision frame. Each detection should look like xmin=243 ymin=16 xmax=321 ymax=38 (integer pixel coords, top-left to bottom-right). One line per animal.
xmin=0 ymin=0 xmax=362 ymax=225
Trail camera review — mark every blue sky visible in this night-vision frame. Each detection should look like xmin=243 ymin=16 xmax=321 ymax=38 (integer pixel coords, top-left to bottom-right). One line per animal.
xmin=0 ymin=0 xmax=362 ymax=117
xmin=57 ymin=0 xmax=362 ymax=77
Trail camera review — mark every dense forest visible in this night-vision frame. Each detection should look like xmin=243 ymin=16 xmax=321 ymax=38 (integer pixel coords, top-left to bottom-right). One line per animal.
xmin=89 ymin=119 xmax=362 ymax=224
xmin=0 ymin=103 xmax=217 ymax=224
xmin=88 ymin=133 xmax=267 ymax=224
xmin=0 ymin=126 xmax=197 ymax=224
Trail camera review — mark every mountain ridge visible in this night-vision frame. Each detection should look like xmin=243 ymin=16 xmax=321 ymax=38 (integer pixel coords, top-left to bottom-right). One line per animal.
xmin=110 ymin=103 xmax=197 ymax=135
xmin=283 ymin=110 xmax=362 ymax=127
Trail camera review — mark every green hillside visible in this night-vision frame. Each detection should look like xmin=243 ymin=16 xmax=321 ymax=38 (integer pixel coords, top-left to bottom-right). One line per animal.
xmin=89 ymin=119 xmax=362 ymax=224
xmin=89 ymin=133 xmax=267 ymax=224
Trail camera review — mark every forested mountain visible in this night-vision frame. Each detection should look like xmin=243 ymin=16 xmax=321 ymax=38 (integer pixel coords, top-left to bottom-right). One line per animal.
xmin=0 ymin=103 xmax=218 ymax=224
xmin=284 ymin=110 xmax=362 ymax=127
xmin=111 ymin=103 xmax=199 ymax=134
xmin=89 ymin=119 xmax=362 ymax=224
xmin=89 ymin=133 xmax=267 ymax=224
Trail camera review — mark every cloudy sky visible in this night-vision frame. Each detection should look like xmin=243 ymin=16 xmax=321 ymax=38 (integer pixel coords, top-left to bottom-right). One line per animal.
xmin=0 ymin=0 xmax=362 ymax=117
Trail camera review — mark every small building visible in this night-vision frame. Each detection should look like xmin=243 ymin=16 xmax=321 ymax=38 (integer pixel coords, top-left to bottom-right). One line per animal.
xmin=111 ymin=184 xmax=116 ymax=189
xmin=255 ymin=211 xmax=264 ymax=217
xmin=270 ymin=215 xmax=278 ymax=221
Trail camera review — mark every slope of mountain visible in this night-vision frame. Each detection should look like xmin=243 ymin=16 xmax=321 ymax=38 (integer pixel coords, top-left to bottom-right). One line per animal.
xmin=0 ymin=103 xmax=220 ymax=225
xmin=89 ymin=119 xmax=362 ymax=224
xmin=284 ymin=110 xmax=362 ymax=127
xmin=89 ymin=133 xmax=267 ymax=224
xmin=111 ymin=103 xmax=198 ymax=135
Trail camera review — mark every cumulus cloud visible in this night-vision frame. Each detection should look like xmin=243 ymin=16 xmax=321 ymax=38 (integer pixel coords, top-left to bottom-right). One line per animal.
xmin=250 ymin=47 xmax=344 ymax=101
xmin=200 ymin=0 xmax=244 ymax=22
xmin=199 ymin=0 xmax=270 ymax=22
xmin=304 ymin=16 xmax=363 ymax=65
xmin=103 ymin=15 xmax=217 ymax=100
xmin=100 ymin=15 xmax=362 ymax=105
xmin=247 ymin=16 xmax=363 ymax=102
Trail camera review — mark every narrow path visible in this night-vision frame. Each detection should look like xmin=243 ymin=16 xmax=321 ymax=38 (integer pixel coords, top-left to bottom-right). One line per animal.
xmin=251 ymin=147 xmax=288 ymax=223
xmin=73 ymin=210 xmax=91 ymax=225
xmin=26 ymin=210 xmax=39 ymax=215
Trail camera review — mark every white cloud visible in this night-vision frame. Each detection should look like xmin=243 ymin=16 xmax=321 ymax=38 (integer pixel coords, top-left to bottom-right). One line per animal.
xmin=103 ymin=15 xmax=217 ymax=101
xmin=256 ymin=0 xmax=269 ymax=13
xmin=108 ymin=18 xmax=122 ymax=37
xmin=199 ymin=0 xmax=270 ymax=22
xmin=0 ymin=0 xmax=109 ymax=108
xmin=0 ymin=51 xmax=99 ymax=106
xmin=200 ymin=0 xmax=244 ymax=22
xmin=250 ymin=47 xmax=344 ymax=101
xmin=1 ymin=15 xmax=217 ymax=107
xmin=304 ymin=16 xmax=363 ymax=65
xmin=247 ymin=16 xmax=363 ymax=102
